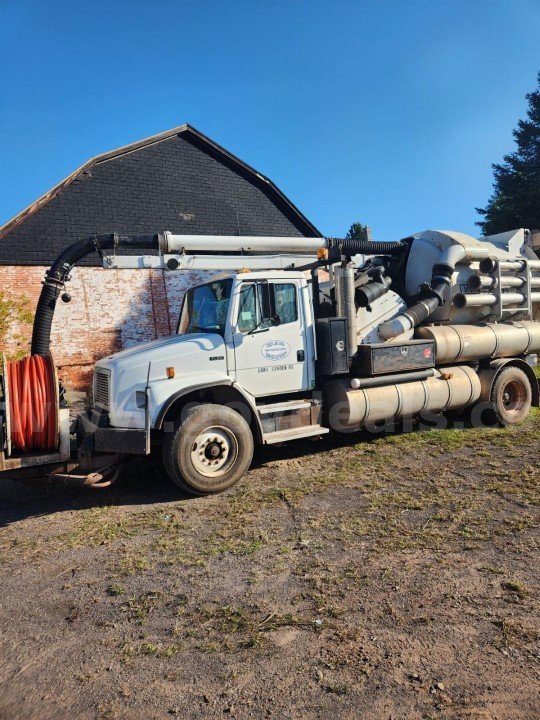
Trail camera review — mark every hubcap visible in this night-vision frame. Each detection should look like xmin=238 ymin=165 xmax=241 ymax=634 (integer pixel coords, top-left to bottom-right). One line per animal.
xmin=190 ymin=426 xmax=238 ymax=477
xmin=502 ymin=379 xmax=527 ymax=416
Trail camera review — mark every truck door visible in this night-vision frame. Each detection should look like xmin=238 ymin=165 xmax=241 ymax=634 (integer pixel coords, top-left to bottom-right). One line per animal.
xmin=232 ymin=280 xmax=309 ymax=397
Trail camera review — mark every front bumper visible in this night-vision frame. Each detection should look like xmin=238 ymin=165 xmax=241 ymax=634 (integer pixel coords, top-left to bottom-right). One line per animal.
xmin=77 ymin=410 xmax=150 ymax=456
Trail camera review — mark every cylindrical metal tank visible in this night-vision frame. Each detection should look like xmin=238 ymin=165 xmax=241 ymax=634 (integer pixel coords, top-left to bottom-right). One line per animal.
xmin=415 ymin=321 xmax=540 ymax=364
xmin=324 ymin=365 xmax=481 ymax=431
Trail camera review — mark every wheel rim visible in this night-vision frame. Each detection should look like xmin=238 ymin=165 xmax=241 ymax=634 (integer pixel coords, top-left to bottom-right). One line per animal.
xmin=190 ymin=425 xmax=238 ymax=477
xmin=501 ymin=379 xmax=527 ymax=417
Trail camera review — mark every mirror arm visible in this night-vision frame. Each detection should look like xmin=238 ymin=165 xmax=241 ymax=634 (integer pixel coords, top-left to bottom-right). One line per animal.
xmin=268 ymin=280 xmax=276 ymax=320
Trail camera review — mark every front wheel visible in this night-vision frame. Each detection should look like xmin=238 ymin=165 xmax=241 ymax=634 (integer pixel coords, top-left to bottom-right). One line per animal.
xmin=162 ymin=404 xmax=254 ymax=495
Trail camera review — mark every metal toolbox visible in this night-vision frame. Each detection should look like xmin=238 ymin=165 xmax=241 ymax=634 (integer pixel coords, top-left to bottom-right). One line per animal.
xmin=315 ymin=317 xmax=349 ymax=375
xmin=353 ymin=339 xmax=436 ymax=376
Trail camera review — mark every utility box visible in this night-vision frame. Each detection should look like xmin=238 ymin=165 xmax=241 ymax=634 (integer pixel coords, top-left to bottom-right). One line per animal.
xmin=316 ymin=318 xmax=349 ymax=375
xmin=353 ymin=339 xmax=436 ymax=376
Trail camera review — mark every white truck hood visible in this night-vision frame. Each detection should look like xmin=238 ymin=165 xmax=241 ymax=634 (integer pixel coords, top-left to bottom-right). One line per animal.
xmin=95 ymin=333 xmax=230 ymax=428
xmin=99 ymin=332 xmax=226 ymax=371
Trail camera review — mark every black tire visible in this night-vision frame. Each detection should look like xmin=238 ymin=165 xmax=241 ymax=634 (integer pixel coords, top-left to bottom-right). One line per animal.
xmin=162 ymin=403 xmax=254 ymax=495
xmin=489 ymin=366 xmax=532 ymax=426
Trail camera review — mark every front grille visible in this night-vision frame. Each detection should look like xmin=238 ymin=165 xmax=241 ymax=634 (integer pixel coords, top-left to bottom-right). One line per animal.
xmin=94 ymin=368 xmax=110 ymax=409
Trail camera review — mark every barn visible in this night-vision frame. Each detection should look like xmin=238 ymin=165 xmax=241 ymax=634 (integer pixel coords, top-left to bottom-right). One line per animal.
xmin=0 ymin=125 xmax=320 ymax=391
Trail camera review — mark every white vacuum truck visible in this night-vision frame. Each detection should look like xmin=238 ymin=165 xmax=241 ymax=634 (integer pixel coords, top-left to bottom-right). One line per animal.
xmin=1 ymin=228 xmax=539 ymax=494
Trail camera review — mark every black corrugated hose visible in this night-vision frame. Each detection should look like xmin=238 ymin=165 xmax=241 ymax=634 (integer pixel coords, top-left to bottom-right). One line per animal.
xmin=400 ymin=262 xmax=454 ymax=327
xmin=326 ymin=237 xmax=410 ymax=261
xmin=31 ymin=234 xmax=159 ymax=356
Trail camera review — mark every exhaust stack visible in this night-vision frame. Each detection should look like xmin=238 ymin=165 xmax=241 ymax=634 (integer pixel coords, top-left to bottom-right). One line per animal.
xmin=334 ymin=264 xmax=357 ymax=359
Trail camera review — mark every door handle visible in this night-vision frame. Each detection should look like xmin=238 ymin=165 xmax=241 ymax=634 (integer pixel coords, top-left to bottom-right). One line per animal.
xmin=297 ymin=350 xmax=305 ymax=362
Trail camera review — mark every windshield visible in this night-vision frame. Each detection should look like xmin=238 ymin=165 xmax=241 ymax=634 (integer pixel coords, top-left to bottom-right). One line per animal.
xmin=178 ymin=279 xmax=233 ymax=336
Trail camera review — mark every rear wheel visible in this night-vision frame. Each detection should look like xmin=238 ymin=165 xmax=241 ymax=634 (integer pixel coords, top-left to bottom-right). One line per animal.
xmin=489 ymin=366 xmax=532 ymax=426
xmin=162 ymin=403 xmax=254 ymax=495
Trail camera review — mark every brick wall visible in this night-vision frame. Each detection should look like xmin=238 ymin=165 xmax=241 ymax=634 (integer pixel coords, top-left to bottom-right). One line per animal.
xmin=0 ymin=266 xmax=216 ymax=393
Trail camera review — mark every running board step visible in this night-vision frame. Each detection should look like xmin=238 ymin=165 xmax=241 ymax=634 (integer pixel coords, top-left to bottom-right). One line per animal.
xmin=263 ymin=424 xmax=329 ymax=444
xmin=257 ymin=399 xmax=316 ymax=415
xmin=257 ymin=398 xmax=322 ymax=437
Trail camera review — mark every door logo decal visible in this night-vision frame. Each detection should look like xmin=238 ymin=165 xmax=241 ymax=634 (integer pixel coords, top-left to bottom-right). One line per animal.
xmin=261 ymin=340 xmax=291 ymax=361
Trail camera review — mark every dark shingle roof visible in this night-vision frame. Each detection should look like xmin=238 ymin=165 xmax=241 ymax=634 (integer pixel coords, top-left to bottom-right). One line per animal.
xmin=0 ymin=123 xmax=321 ymax=239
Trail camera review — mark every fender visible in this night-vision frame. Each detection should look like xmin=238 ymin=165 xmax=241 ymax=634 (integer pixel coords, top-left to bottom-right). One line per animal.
xmin=154 ymin=380 xmax=264 ymax=438
xmin=478 ymin=358 xmax=540 ymax=407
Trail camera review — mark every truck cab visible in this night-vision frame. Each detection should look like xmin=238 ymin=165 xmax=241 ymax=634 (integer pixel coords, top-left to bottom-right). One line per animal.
xmin=88 ymin=270 xmax=323 ymax=495
xmin=181 ymin=271 xmax=316 ymax=397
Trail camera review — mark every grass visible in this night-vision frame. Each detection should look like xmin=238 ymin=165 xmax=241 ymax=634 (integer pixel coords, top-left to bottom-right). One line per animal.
xmin=501 ymin=579 xmax=530 ymax=597
xmin=122 ymin=640 xmax=182 ymax=659
xmin=218 ymin=609 xmax=315 ymax=648
xmin=116 ymin=548 xmax=151 ymax=576
xmin=120 ymin=591 xmax=161 ymax=625
xmin=106 ymin=583 xmax=125 ymax=596
xmin=116 ymin=601 xmax=323 ymax=656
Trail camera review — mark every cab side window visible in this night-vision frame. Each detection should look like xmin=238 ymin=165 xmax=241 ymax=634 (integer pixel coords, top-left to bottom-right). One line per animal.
xmin=237 ymin=284 xmax=258 ymax=333
xmin=273 ymin=283 xmax=297 ymax=325
xmin=237 ymin=282 xmax=298 ymax=333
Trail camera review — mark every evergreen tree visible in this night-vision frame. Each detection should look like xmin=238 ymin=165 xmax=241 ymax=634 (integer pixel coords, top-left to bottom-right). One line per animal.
xmin=345 ymin=222 xmax=369 ymax=240
xmin=476 ymin=72 xmax=540 ymax=235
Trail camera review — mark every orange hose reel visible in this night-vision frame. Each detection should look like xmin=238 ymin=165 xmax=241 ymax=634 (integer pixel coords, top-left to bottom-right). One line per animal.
xmin=6 ymin=354 xmax=58 ymax=453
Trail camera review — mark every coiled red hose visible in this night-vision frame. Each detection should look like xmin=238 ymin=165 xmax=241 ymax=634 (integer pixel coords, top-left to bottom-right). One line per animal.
xmin=6 ymin=355 xmax=58 ymax=452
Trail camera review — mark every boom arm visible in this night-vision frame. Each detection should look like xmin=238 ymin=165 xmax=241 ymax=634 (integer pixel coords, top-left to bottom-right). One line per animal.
xmin=102 ymin=231 xmax=409 ymax=270
xmin=103 ymin=252 xmax=321 ymax=271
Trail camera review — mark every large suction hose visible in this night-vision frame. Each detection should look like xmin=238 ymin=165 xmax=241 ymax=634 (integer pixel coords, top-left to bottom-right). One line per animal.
xmin=326 ymin=237 xmax=409 ymax=260
xmin=378 ymin=242 xmax=473 ymax=340
xmin=377 ymin=264 xmax=453 ymax=341
xmin=31 ymin=234 xmax=159 ymax=356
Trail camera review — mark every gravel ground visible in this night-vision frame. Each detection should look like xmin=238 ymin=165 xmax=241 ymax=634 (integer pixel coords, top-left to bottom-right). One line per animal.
xmin=0 ymin=414 xmax=539 ymax=720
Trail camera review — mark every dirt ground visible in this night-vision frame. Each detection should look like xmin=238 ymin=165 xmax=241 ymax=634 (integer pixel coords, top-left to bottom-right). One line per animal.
xmin=0 ymin=414 xmax=539 ymax=720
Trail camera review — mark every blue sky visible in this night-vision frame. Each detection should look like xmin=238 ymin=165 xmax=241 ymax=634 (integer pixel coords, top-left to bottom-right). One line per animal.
xmin=1 ymin=0 xmax=539 ymax=240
